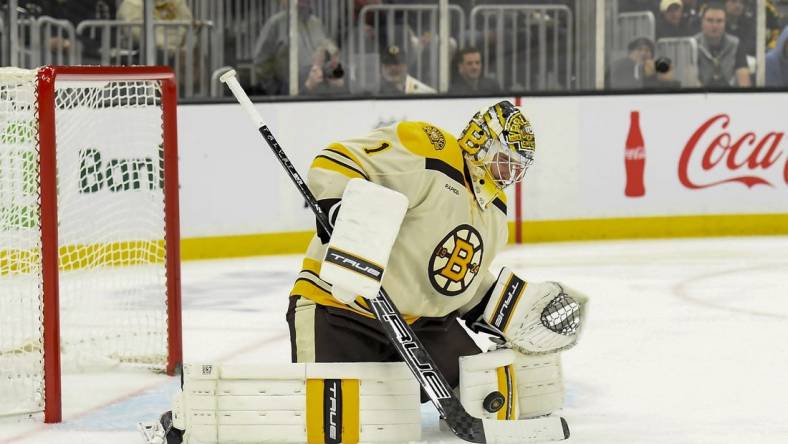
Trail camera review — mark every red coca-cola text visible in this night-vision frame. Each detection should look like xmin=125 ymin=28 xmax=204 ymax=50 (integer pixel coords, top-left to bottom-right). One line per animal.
xmin=678 ymin=113 xmax=786 ymax=189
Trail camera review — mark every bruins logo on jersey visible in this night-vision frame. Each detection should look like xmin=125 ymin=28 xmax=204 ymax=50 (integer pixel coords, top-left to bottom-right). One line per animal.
xmin=428 ymin=224 xmax=484 ymax=296
xmin=423 ymin=124 xmax=446 ymax=151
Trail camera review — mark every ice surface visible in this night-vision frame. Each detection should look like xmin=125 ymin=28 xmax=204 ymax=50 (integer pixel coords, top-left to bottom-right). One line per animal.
xmin=2 ymin=236 xmax=787 ymax=443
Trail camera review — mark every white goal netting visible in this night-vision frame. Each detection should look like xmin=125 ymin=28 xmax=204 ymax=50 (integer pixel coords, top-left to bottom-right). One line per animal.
xmin=0 ymin=68 xmax=173 ymax=417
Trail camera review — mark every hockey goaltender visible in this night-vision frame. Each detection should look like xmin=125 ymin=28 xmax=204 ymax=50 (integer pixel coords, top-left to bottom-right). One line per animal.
xmin=141 ymin=100 xmax=588 ymax=444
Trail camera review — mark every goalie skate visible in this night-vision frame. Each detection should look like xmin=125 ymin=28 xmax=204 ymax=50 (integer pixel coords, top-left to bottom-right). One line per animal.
xmin=137 ymin=411 xmax=182 ymax=444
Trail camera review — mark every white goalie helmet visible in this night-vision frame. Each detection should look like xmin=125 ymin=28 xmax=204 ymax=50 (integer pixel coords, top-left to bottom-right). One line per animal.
xmin=458 ymin=101 xmax=536 ymax=209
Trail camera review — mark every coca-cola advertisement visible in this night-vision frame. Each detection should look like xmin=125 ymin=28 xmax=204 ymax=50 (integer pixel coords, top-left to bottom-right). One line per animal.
xmin=577 ymin=94 xmax=788 ymax=218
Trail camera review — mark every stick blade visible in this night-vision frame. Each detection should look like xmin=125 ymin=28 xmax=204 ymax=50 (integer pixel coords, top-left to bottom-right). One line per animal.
xmin=481 ymin=416 xmax=570 ymax=443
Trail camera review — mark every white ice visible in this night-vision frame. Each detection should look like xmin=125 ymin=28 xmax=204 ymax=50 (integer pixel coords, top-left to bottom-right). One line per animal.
xmin=1 ymin=235 xmax=787 ymax=444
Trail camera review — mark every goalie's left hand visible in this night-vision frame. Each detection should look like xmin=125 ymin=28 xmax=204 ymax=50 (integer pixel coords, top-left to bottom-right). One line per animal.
xmin=477 ymin=267 xmax=588 ymax=355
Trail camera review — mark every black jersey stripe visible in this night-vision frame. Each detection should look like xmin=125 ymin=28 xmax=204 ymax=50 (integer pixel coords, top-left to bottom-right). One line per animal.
xmin=425 ymin=158 xmax=464 ymax=186
xmin=324 ymin=148 xmax=361 ymax=165
xmin=492 ymin=197 xmax=507 ymax=214
xmin=314 ymin=155 xmax=370 ymax=180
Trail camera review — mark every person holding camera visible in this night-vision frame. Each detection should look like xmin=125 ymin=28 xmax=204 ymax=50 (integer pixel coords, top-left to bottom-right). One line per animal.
xmin=302 ymin=43 xmax=348 ymax=96
xmin=644 ymin=55 xmax=682 ymax=89
xmin=607 ymin=37 xmax=680 ymax=90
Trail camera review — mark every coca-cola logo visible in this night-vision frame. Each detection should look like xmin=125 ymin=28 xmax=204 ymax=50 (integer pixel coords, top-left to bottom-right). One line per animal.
xmin=679 ymin=114 xmax=786 ymax=189
xmin=625 ymin=147 xmax=645 ymax=160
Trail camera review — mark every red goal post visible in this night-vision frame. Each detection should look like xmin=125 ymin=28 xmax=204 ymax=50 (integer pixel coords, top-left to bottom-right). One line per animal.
xmin=0 ymin=66 xmax=182 ymax=424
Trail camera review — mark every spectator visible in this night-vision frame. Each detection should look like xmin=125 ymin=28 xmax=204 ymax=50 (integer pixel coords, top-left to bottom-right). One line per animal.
xmin=656 ymin=0 xmax=692 ymax=39
xmin=450 ymin=47 xmax=500 ymax=95
xmin=117 ymin=0 xmax=193 ymax=52
xmin=693 ymin=2 xmax=751 ymax=87
xmin=724 ymin=0 xmax=756 ymax=57
xmin=682 ymin=0 xmax=702 ymax=33
xmin=765 ymin=0 xmax=783 ymax=50
xmin=378 ymin=45 xmax=435 ymax=95
xmin=301 ymin=42 xmax=348 ymax=96
xmin=23 ymin=0 xmax=116 ymax=64
xmin=252 ymin=0 xmax=336 ymax=95
xmin=606 ymin=37 xmax=655 ymax=89
xmin=353 ymin=0 xmax=455 ymax=88
xmin=349 ymin=0 xmax=383 ymax=53
xmin=765 ymin=26 xmax=788 ymax=87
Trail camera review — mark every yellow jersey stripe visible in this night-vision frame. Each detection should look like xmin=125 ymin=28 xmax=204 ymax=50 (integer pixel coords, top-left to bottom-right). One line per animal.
xmin=290 ymin=276 xmax=422 ymax=324
xmin=326 ymin=143 xmax=365 ymax=170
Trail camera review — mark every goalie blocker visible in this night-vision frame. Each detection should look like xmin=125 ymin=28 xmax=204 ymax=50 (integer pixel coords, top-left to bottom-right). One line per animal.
xmin=319 ymin=178 xmax=408 ymax=304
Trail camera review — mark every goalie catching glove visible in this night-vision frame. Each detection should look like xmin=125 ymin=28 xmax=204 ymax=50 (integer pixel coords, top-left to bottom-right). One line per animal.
xmin=319 ymin=178 xmax=409 ymax=304
xmin=474 ymin=267 xmax=588 ymax=355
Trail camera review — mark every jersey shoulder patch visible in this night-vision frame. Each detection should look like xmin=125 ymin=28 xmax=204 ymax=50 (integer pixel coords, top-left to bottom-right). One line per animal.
xmin=395 ymin=121 xmax=465 ymax=176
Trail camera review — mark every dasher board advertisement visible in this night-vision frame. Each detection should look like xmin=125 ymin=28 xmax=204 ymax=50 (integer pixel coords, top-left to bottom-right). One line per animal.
xmin=575 ymin=93 xmax=788 ymax=218
xmin=174 ymin=93 xmax=788 ymax=244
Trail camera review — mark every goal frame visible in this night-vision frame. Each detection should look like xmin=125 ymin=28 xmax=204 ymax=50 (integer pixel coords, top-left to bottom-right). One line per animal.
xmin=34 ymin=65 xmax=182 ymax=423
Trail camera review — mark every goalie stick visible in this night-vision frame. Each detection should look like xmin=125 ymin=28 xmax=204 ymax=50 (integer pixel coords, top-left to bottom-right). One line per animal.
xmin=220 ymin=69 xmax=570 ymax=444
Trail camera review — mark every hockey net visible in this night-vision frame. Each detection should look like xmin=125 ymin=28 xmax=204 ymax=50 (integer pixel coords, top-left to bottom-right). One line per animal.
xmin=0 ymin=66 xmax=181 ymax=423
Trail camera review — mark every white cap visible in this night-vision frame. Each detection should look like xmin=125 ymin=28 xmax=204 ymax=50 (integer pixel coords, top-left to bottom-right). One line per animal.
xmin=660 ymin=0 xmax=683 ymax=12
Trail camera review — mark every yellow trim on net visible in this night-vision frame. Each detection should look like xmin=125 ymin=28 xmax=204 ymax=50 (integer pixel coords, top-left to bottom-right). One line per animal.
xmin=0 ymin=241 xmax=165 ymax=275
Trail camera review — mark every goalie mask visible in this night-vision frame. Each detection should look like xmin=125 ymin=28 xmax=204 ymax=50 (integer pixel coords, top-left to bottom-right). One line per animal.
xmin=458 ymin=101 xmax=536 ymax=209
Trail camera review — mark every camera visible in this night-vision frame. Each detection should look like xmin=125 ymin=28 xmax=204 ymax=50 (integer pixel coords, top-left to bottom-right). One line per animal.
xmin=324 ymin=62 xmax=344 ymax=79
xmin=654 ymin=57 xmax=672 ymax=74
xmin=323 ymin=50 xmax=344 ymax=79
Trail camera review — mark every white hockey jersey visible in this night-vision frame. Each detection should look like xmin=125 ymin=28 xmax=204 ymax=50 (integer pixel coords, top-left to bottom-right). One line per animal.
xmin=289 ymin=121 xmax=509 ymax=322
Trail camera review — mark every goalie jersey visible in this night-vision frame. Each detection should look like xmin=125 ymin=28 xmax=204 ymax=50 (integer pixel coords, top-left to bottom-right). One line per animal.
xmin=289 ymin=121 xmax=509 ymax=322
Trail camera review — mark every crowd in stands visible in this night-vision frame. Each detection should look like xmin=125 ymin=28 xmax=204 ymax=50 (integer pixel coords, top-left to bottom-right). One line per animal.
xmin=611 ymin=0 xmax=787 ymax=89
xmin=251 ymin=0 xmax=487 ymax=96
xmin=2 ymin=0 xmax=786 ymax=95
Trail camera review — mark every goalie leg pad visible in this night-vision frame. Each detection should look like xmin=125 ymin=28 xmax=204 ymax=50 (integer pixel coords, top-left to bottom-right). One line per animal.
xmin=458 ymin=348 xmax=519 ymax=421
xmin=319 ymin=178 xmax=409 ymax=303
xmin=514 ymin=351 xmax=565 ymax=419
xmin=176 ymin=362 xmax=421 ymax=444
